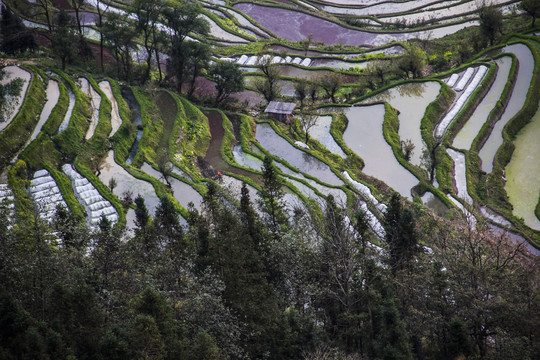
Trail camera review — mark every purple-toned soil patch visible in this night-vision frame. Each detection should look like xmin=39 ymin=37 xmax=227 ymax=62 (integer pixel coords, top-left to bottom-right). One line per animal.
xmin=234 ymin=3 xmax=379 ymax=46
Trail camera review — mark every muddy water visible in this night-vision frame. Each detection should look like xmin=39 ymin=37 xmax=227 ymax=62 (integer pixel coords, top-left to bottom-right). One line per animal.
xmin=205 ymin=111 xmax=262 ymax=183
xmin=121 ymin=87 xmax=142 ymax=165
xmin=310 ymin=59 xmax=367 ymax=71
xmin=57 ymin=86 xmax=75 ymax=134
xmin=235 ymin=3 xmax=479 ymax=46
xmin=363 ymin=82 xmax=440 ymax=166
xmin=28 ymin=80 xmax=60 ymax=142
xmin=98 ymin=81 xmax=122 ymax=137
xmin=98 ymin=150 xmax=160 ymax=214
xmin=309 ymin=115 xmax=346 ymax=158
xmin=382 ymin=0 xmax=509 ymax=24
xmin=255 ymin=123 xmax=343 ymax=186
xmin=421 ymin=192 xmax=449 ymax=217
xmin=78 ymin=78 xmax=101 ymax=140
xmin=201 ymin=14 xmax=248 ymax=43
xmin=140 ymin=163 xmax=203 ymax=210
xmin=0 ymin=66 xmax=31 ymax=130
xmin=234 ymin=3 xmax=378 ymax=46
xmin=454 ymin=57 xmax=512 ymax=150
xmin=323 ymin=0 xmax=438 ymax=15
xmin=478 ymin=44 xmax=535 ymax=173
xmin=504 ymin=101 xmax=540 ymax=231
xmin=343 ymin=104 xmax=418 ymax=199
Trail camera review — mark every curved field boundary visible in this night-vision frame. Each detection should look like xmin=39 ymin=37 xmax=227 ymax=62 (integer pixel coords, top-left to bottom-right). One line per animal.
xmin=41 ymin=77 xmax=69 ymax=137
xmin=489 ymin=39 xmax=540 ymax=231
xmin=0 ymin=67 xmax=46 ymax=172
xmin=53 ymin=71 xmax=92 ymax=158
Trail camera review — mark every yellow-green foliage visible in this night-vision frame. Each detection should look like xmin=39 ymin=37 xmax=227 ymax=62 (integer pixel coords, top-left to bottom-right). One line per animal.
xmin=0 ymin=68 xmax=46 ymax=171
xmin=170 ymin=96 xmax=211 ymax=176
xmin=53 ymin=71 xmax=91 ymax=159
xmin=7 ymin=160 xmax=33 ymax=222
xmin=41 ymin=79 xmax=69 ymax=136
xmin=133 ymin=87 xmax=161 ymax=166
xmin=20 ymin=133 xmax=62 ymax=170
xmin=76 ymin=75 xmax=112 ymax=173
xmin=111 ymin=81 xmax=137 ymax=163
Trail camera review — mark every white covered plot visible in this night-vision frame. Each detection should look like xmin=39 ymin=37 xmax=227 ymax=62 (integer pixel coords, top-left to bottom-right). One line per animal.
xmin=454 ymin=67 xmax=475 ymax=91
xmin=447 ymin=149 xmax=473 ymax=205
xmin=300 ymin=58 xmax=312 ymax=67
xmin=446 ymin=73 xmax=459 ymax=88
xmin=343 ymin=171 xmax=387 ymax=213
xmin=244 ymin=56 xmax=259 ymax=66
xmin=98 ymin=81 xmax=122 ymax=137
xmin=435 ymin=65 xmax=488 ymax=138
xmin=236 ymin=54 xmax=249 ymax=65
xmin=62 ymin=164 xmax=118 ymax=225
xmin=449 ymin=196 xmax=477 ymax=230
xmin=0 ymin=184 xmax=15 ymax=213
xmin=77 ymin=77 xmax=102 ymax=140
xmin=30 ymin=170 xmax=67 ymax=221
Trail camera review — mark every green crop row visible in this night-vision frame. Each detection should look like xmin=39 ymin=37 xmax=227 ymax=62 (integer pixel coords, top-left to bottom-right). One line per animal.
xmin=0 ymin=67 xmax=46 ymax=171
xmin=53 ymin=71 xmax=91 ymax=159
xmin=110 ymin=80 xmax=137 ymax=163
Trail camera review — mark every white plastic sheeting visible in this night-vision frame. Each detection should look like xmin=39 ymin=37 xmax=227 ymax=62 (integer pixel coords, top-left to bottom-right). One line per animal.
xmin=292 ymin=57 xmax=302 ymax=64
xmin=435 ymin=66 xmax=488 ymax=138
xmin=30 ymin=170 xmax=67 ymax=221
xmin=62 ymin=164 xmax=118 ymax=226
xmin=294 ymin=141 xmax=310 ymax=149
xmin=454 ymin=67 xmax=475 ymax=91
xmin=300 ymin=58 xmax=312 ymax=67
xmin=0 ymin=184 xmax=15 ymax=213
xmin=342 ymin=171 xmax=386 ymax=212
xmin=447 ymin=148 xmax=473 ymax=205
xmin=360 ymin=202 xmax=386 ymax=238
xmin=237 ymin=54 xmax=249 ymax=65
xmin=271 ymin=56 xmax=282 ymax=64
xmin=446 ymin=73 xmax=459 ymax=87
xmin=449 ymin=196 xmax=477 ymax=230
xmin=245 ymin=56 xmax=258 ymax=66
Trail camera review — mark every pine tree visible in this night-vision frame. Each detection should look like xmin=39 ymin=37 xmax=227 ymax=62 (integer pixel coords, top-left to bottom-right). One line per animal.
xmin=260 ymin=156 xmax=286 ymax=235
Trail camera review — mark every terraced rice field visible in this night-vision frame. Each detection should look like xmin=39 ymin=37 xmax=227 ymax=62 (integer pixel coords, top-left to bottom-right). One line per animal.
xmin=1 ymin=0 xmax=539 ymax=253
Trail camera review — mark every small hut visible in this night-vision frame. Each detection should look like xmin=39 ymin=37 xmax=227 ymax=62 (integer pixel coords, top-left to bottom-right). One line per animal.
xmin=264 ymin=101 xmax=296 ymax=123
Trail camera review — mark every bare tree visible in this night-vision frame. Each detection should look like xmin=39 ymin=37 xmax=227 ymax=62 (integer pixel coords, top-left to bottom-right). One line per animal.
xmin=298 ymin=109 xmax=318 ymax=144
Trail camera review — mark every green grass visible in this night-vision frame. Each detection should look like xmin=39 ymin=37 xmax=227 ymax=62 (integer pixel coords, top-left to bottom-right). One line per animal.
xmin=53 ymin=71 xmax=91 ymax=160
xmin=0 ymin=67 xmax=46 ymax=171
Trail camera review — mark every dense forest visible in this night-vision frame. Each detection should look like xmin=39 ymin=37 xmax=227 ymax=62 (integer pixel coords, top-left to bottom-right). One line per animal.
xmin=1 ymin=167 xmax=539 ymax=359
xmin=1 ymin=0 xmax=540 ymax=359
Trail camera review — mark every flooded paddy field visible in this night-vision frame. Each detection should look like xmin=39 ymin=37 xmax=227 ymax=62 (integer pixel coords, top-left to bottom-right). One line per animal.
xmin=453 ymin=57 xmax=512 ymax=150
xmin=342 ymin=104 xmax=418 ymax=199
xmin=504 ymin=102 xmax=540 ymax=231
xmin=255 ymin=122 xmax=343 ymax=186
xmin=362 ymin=81 xmax=440 ymax=166
xmin=478 ymin=44 xmax=535 ymax=173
